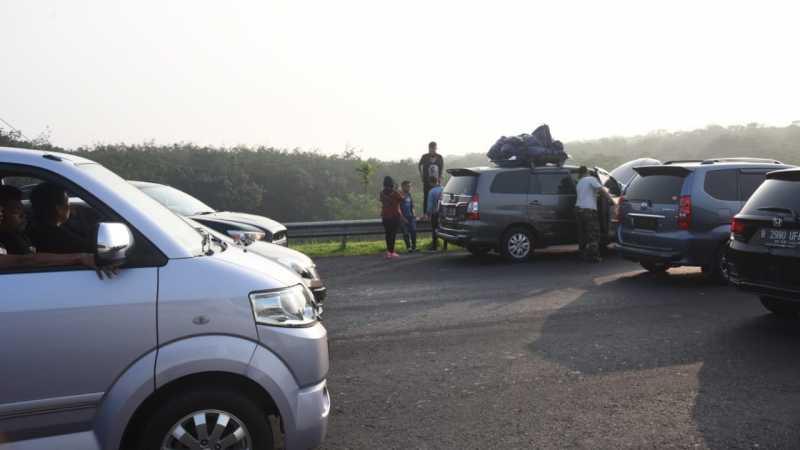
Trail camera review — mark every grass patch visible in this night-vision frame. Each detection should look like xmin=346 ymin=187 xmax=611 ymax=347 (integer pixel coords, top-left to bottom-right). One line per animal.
xmin=291 ymin=237 xmax=453 ymax=257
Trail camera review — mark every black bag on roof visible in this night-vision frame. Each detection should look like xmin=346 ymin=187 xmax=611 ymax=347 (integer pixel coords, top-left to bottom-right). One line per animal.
xmin=486 ymin=124 xmax=567 ymax=167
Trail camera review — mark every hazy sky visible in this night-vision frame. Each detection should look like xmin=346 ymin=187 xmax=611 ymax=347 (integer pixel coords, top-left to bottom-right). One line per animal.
xmin=2 ymin=0 xmax=799 ymax=159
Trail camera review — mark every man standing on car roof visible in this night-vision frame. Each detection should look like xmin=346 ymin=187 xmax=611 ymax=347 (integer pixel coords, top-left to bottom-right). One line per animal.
xmin=575 ymin=166 xmax=612 ymax=263
xmin=419 ymin=141 xmax=444 ymax=215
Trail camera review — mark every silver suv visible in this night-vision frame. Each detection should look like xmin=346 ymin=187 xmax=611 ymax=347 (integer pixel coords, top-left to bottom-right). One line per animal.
xmin=437 ymin=164 xmax=619 ymax=262
xmin=0 ymin=148 xmax=329 ymax=450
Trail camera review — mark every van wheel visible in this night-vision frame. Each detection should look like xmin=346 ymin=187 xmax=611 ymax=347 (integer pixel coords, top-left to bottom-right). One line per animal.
xmin=760 ymin=296 xmax=799 ymax=318
xmin=467 ymin=245 xmax=491 ymax=257
xmin=138 ymin=386 xmax=274 ymax=450
xmin=640 ymin=262 xmax=668 ymax=274
xmin=702 ymin=243 xmax=731 ymax=284
xmin=501 ymin=227 xmax=533 ymax=262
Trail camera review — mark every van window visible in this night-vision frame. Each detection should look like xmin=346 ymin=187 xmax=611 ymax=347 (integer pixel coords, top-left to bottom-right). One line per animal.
xmin=740 ymin=179 xmax=800 ymax=214
xmin=625 ymin=175 xmax=684 ymax=203
xmin=490 ymin=171 xmax=528 ymax=194
xmin=739 ymin=172 xmax=767 ymax=201
xmin=704 ymin=170 xmax=738 ymax=201
xmin=443 ymin=175 xmax=477 ymax=195
xmin=535 ymin=173 xmax=575 ymax=195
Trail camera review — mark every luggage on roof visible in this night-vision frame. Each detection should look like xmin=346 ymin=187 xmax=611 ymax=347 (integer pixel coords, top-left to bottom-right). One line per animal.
xmin=487 ymin=124 xmax=568 ymax=167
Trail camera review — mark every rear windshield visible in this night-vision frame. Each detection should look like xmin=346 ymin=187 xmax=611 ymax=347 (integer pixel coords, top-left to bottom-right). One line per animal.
xmin=444 ymin=175 xmax=478 ymax=195
xmin=625 ymin=175 xmax=685 ymax=203
xmin=741 ymin=179 xmax=800 ymax=214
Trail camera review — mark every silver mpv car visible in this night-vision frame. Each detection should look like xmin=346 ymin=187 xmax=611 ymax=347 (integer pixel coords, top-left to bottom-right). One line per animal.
xmin=0 ymin=148 xmax=329 ymax=450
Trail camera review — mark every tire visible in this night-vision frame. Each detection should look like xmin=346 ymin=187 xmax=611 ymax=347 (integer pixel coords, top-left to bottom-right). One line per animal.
xmin=702 ymin=242 xmax=732 ymax=284
xmin=467 ymin=245 xmax=491 ymax=257
xmin=760 ymin=296 xmax=799 ymax=318
xmin=640 ymin=261 xmax=668 ymax=274
xmin=500 ymin=227 xmax=533 ymax=262
xmin=137 ymin=386 xmax=274 ymax=450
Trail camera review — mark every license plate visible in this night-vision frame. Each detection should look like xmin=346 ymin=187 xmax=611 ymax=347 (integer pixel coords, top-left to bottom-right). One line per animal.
xmin=632 ymin=216 xmax=658 ymax=230
xmin=761 ymin=228 xmax=800 ymax=248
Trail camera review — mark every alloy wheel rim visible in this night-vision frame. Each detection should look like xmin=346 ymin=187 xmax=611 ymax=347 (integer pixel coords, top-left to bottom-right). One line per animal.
xmin=161 ymin=409 xmax=252 ymax=450
xmin=508 ymin=233 xmax=530 ymax=259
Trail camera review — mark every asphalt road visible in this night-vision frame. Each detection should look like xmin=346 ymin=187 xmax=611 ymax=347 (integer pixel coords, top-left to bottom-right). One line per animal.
xmin=315 ymin=247 xmax=800 ymax=449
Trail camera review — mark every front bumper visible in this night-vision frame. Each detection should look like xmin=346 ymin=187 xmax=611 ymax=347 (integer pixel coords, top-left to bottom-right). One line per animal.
xmin=251 ymin=321 xmax=329 ymax=449
xmin=286 ymin=379 xmax=330 ymax=450
xmin=249 ymin=344 xmax=330 ymax=450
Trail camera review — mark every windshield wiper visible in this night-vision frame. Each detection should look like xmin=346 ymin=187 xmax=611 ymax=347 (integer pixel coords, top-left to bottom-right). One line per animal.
xmin=195 ymin=227 xmax=228 ymax=254
xmin=197 ymin=228 xmax=215 ymax=255
xmin=207 ymin=233 xmax=229 ymax=252
xmin=194 ymin=211 xmax=215 ymax=216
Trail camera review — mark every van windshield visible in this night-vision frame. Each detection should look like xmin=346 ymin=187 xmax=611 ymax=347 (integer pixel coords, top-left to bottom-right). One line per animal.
xmin=80 ymin=164 xmax=205 ymax=254
xmin=444 ymin=175 xmax=477 ymax=195
xmin=625 ymin=175 xmax=685 ymax=204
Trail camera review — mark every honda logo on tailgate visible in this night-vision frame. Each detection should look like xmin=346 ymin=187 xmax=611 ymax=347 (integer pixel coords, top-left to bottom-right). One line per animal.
xmin=773 ymin=216 xmax=784 ymax=228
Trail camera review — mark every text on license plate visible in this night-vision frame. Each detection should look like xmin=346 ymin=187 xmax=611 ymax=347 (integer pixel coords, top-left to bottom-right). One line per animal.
xmin=761 ymin=228 xmax=800 ymax=247
xmin=632 ymin=216 xmax=658 ymax=230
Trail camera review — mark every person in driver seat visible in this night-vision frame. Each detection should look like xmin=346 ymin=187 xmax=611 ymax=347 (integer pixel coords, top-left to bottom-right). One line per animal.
xmin=27 ymin=182 xmax=94 ymax=254
xmin=0 ymin=200 xmax=96 ymax=270
xmin=0 ymin=185 xmax=35 ymax=254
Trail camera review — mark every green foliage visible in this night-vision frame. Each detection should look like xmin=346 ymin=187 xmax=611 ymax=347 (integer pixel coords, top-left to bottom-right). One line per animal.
xmin=2 ymin=124 xmax=800 ymax=222
xmin=291 ymin=237 xmax=445 ymax=257
xmin=355 ymin=161 xmax=376 ymax=193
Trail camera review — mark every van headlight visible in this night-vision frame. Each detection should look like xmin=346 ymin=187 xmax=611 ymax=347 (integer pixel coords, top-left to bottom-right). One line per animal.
xmin=249 ymin=285 xmax=318 ymax=327
xmin=227 ymin=230 xmax=266 ymax=243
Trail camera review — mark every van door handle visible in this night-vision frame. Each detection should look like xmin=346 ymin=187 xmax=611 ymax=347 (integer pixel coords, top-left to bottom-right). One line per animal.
xmin=529 ymin=200 xmax=540 ymax=206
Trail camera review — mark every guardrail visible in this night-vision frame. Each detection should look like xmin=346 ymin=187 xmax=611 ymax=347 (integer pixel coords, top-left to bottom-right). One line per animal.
xmin=285 ymin=218 xmax=433 ymax=246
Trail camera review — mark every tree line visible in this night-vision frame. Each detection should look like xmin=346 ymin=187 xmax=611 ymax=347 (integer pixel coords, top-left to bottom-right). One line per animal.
xmin=2 ymin=123 xmax=799 ymax=222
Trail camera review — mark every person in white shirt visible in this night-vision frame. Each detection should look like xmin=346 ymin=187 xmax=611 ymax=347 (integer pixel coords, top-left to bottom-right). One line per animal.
xmin=575 ymin=166 xmax=612 ymax=262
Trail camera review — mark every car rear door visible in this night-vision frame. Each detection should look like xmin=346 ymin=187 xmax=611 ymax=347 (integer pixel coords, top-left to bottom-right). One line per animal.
xmin=439 ymin=169 xmax=479 ymax=228
xmin=528 ymin=169 xmax=577 ymax=244
xmin=620 ymin=166 xmax=690 ymax=249
xmin=732 ymin=175 xmax=800 ymax=290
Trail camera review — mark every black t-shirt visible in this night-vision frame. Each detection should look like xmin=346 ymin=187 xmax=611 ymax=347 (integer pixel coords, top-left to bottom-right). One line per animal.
xmin=419 ymin=153 xmax=444 ymax=186
xmin=0 ymin=230 xmax=35 ymax=255
xmin=28 ymin=222 xmax=94 ymax=254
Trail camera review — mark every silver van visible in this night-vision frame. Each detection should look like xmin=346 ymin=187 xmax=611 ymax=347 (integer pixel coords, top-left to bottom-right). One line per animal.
xmin=0 ymin=148 xmax=329 ymax=450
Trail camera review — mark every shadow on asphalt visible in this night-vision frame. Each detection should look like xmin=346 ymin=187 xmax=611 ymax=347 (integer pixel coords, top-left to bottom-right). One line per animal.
xmin=530 ymin=270 xmax=800 ymax=448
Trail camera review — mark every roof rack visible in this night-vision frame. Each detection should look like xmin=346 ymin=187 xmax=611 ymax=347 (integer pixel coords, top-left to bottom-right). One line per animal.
xmin=663 ymin=160 xmax=702 ymax=165
xmin=699 ymin=157 xmax=783 ymax=165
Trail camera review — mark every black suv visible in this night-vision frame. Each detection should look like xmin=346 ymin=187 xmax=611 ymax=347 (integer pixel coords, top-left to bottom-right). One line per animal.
xmin=728 ymin=168 xmax=800 ymax=316
xmin=437 ymin=164 xmax=619 ymax=262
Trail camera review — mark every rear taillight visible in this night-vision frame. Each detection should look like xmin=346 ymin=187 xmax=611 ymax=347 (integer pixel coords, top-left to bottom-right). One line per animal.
xmin=466 ymin=194 xmax=480 ymax=220
xmin=731 ymin=217 xmax=746 ymax=236
xmin=613 ymin=195 xmax=624 ymax=223
xmin=677 ymin=195 xmax=692 ymax=230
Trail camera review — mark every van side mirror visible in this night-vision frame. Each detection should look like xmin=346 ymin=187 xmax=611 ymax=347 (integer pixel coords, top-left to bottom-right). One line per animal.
xmin=96 ymin=222 xmax=134 ymax=266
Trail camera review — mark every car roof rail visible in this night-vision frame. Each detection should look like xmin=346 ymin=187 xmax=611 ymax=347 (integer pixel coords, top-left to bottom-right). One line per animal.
xmin=699 ymin=157 xmax=783 ymax=165
xmin=663 ymin=160 xmax=702 ymax=165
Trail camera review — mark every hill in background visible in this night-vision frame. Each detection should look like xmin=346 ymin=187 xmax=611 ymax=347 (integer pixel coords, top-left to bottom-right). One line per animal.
xmin=448 ymin=123 xmax=800 ymax=170
xmin=2 ymin=123 xmax=798 ymax=221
